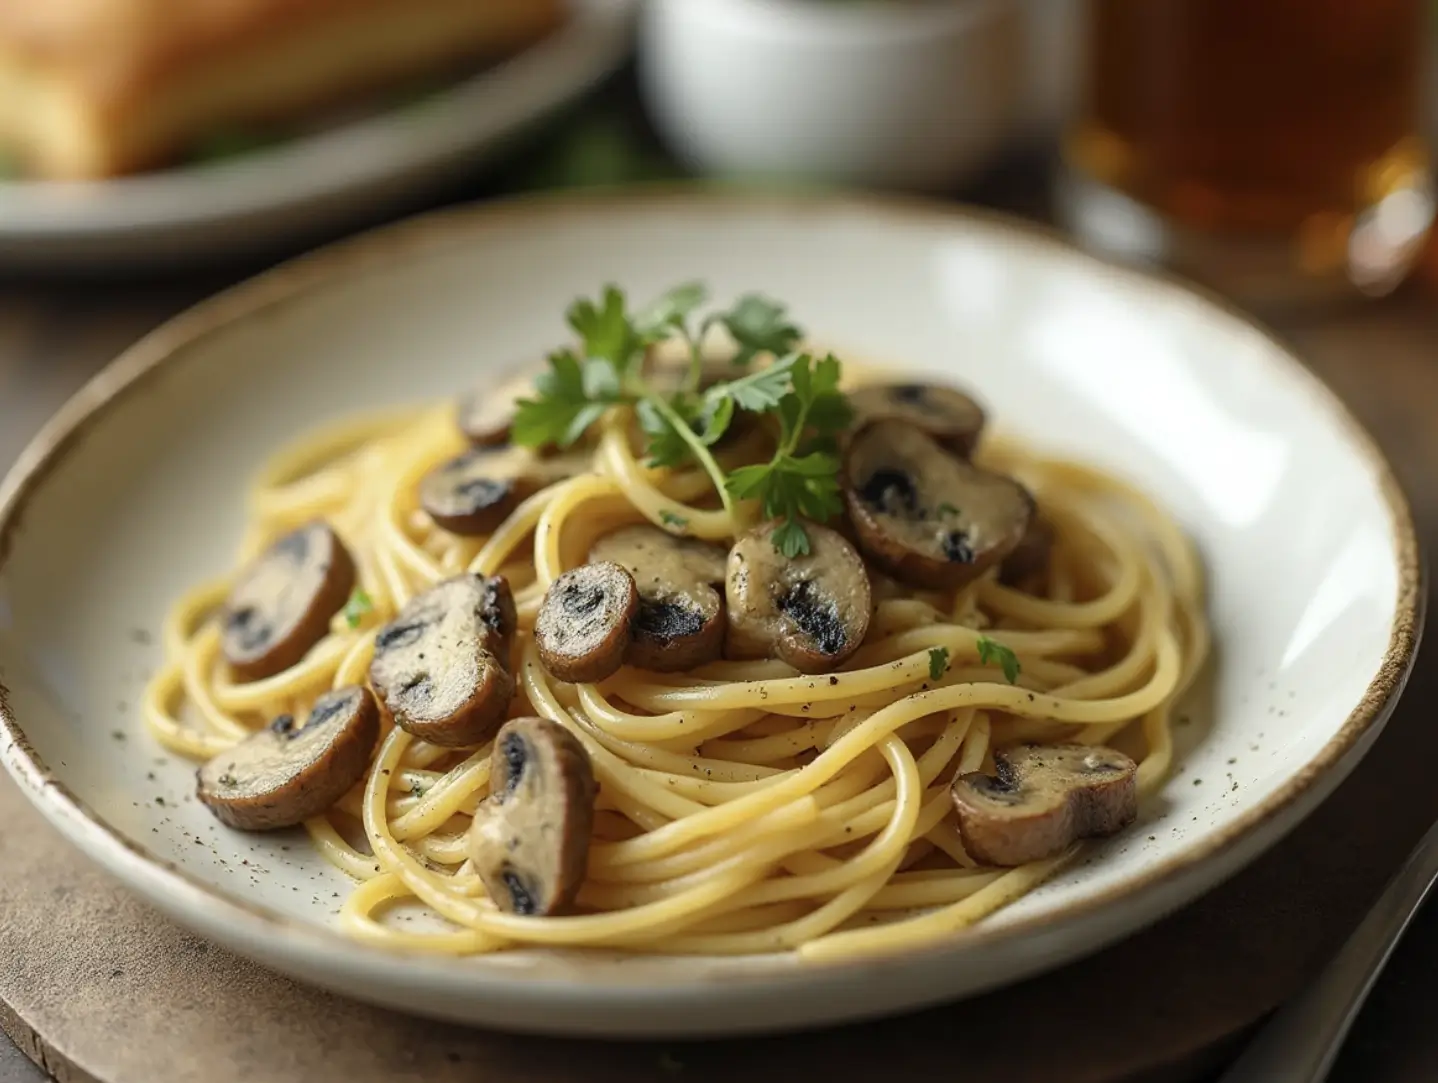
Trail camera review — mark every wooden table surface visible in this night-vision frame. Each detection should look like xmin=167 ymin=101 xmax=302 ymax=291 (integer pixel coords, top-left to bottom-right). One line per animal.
xmin=2 ymin=160 xmax=1438 ymax=1082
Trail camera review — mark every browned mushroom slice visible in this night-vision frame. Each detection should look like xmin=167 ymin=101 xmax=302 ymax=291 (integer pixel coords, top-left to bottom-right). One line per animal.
xmin=368 ymin=574 xmax=517 ymax=748
xmin=468 ymin=716 xmax=597 ymax=915
xmin=588 ymin=525 xmax=728 ymax=671
xmin=221 ymin=521 xmax=356 ymax=682
xmin=535 ymin=562 xmax=639 ymax=684
xmin=196 ymin=685 xmax=380 ymax=831
xmin=419 ymin=446 xmax=587 ymax=537
xmin=951 ymin=743 xmax=1138 ymax=866
xmin=419 ymin=446 xmax=540 ymax=537
xmin=456 ymin=367 xmax=538 ymax=446
xmin=1000 ymin=516 xmax=1055 ymax=589
xmin=844 ymin=421 xmax=1034 ymax=590
xmin=848 ymin=382 xmax=987 ymax=457
xmin=726 ymin=520 xmax=871 ymax=673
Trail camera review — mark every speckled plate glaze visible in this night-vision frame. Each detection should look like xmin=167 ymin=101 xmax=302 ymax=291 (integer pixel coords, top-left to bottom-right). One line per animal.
xmin=0 ymin=192 xmax=1421 ymax=1037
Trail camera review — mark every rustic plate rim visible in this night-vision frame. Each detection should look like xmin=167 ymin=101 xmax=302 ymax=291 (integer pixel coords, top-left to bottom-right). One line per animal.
xmin=0 ymin=186 xmax=1423 ymax=1002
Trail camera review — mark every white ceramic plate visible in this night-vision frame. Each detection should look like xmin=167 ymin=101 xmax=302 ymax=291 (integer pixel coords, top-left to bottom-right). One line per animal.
xmin=0 ymin=0 xmax=632 ymax=270
xmin=0 ymin=192 xmax=1420 ymax=1037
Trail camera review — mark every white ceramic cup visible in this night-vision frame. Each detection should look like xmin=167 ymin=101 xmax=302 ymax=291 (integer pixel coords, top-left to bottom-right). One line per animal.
xmin=639 ymin=0 xmax=1027 ymax=192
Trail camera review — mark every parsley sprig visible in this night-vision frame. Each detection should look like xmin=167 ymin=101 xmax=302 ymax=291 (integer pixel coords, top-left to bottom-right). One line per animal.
xmin=511 ymin=282 xmax=849 ymax=554
xmin=725 ymin=353 xmax=850 ymax=557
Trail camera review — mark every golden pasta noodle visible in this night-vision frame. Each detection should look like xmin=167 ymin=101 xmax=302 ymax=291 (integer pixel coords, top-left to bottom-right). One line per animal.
xmin=145 ymin=363 xmax=1207 ymax=963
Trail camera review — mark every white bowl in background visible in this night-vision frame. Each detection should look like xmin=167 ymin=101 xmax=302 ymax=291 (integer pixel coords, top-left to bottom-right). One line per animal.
xmin=639 ymin=0 xmax=1026 ymax=191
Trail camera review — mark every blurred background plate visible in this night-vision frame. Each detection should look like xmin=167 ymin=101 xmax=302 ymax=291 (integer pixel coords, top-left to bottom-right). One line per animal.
xmin=0 ymin=0 xmax=634 ymax=272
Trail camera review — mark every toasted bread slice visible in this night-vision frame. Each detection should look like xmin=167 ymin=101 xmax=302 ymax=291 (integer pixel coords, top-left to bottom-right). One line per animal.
xmin=0 ymin=0 xmax=565 ymax=179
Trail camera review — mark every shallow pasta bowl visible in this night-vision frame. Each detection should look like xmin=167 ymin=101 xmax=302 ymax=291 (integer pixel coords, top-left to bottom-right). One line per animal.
xmin=0 ymin=191 xmax=1420 ymax=1037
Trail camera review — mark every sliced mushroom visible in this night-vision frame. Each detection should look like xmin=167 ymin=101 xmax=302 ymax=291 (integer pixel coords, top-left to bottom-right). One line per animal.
xmin=457 ymin=367 xmax=538 ymax=446
xmin=844 ymin=421 xmax=1034 ymax=590
xmin=368 ymin=574 xmax=517 ymax=747
xmin=196 ymin=685 xmax=380 ymax=831
xmin=221 ymin=521 xmax=356 ymax=682
xmin=467 ymin=716 xmax=597 ymax=915
xmin=588 ymin=525 xmax=728 ymax=671
xmin=951 ymin=743 xmax=1138 ymax=866
xmin=535 ymin=562 xmax=639 ymax=684
xmin=419 ymin=446 xmax=585 ymax=537
xmin=848 ymin=382 xmax=987 ymax=457
xmin=1000 ymin=516 xmax=1055 ymax=589
xmin=726 ymin=520 xmax=871 ymax=672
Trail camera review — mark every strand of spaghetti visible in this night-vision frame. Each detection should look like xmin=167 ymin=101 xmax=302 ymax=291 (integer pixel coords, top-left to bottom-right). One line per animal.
xmin=596 ymin=425 xmax=735 ymax=541
xmin=467 ymin=486 xmax=558 ymax=577
xmin=594 ymin=741 xmax=932 ymax=929
xmin=531 ymin=473 xmax=628 ymax=588
xmin=576 ymin=683 xmax=766 ymax=744
xmin=799 ymin=845 xmax=1080 ymax=962
xmin=868 ymin=870 xmax=1002 ymax=909
xmin=306 ymin=815 xmax=382 ymax=880
xmin=178 ymin=626 xmax=252 ymax=739
xmin=591 ymin=639 xmax=1176 ymax=872
xmin=338 ymin=873 xmax=493 ymax=954
xmin=411 ymin=832 xmax=469 ymax=865
xmin=162 ymin=579 xmax=228 ymax=661
xmin=584 ymin=801 xmax=822 ymax=886
xmin=622 ymin=628 xmax=1168 ymax=718
xmin=249 ymin=408 xmax=427 ymax=498
xmin=521 ymin=649 xmax=728 ymax=822
xmin=209 ymin=633 xmax=354 ymax=712
xmin=142 ymin=661 xmax=234 ymax=758
xmin=388 ymin=745 xmax=491 ymax=842
xmin=333 ymin=632 xmax=376 ymax=688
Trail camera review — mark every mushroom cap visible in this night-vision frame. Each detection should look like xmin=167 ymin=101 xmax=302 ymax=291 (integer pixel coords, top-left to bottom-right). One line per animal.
xmin=535 ymin=562 xmax=639 ymax=684
xmin=951 ymin=743 xmax=1138 ymax=866
xmin=456 ymin=367 xmax=538 ymax=446
xmin=844 ymin=421 xmax=1034 ymax=589
xmin=419 ymin=445 xmax=538 ymax=537
xmin=468 ymin=716 xmax=597 ymax=915
xmin=848 ymin=382 xmax=986 ymax=457
xmin=588 ymin=525 xmax=727 ymax=672
xmin=367 ymin=574 xmax=517 ymax=748
xmin=196 ymin=685 xmax=380 ymax=831
xmin=221 ymin=521 xmax=356 ymax=682
xmin=726 ymin=520 xmax=872 ymax=673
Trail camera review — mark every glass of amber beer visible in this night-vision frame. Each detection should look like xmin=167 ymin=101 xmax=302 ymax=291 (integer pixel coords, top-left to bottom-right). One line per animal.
xmin=1059 ymin=0 xmax=1433 ymax=304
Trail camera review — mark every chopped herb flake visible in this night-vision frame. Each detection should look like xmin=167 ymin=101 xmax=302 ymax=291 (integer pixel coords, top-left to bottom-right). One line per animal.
xmin=976 ymin=635 xmax=1021 ymax=684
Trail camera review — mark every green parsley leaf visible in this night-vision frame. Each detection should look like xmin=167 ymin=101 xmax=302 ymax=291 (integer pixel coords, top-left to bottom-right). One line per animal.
xmin=976 ymin=635 xmax=1021 ymax=684
xmin=937 ymin=502 xmax=961 ymax=518
xmin=708 ymin=355 xmax=796 ymax=413
xmin=344 ymin=588 xmax=373 ymax=628
xmin=512 ymin=349 xmax=626 ymax=448
xmin=719 ymin=294 xmax=802 ymax=368
xmin=567 ymin=286 xmax=641 ymax=372
xmin=771 ymin=519 xmax=812 ymax=558
xmin=722 ymin=352 xmax=851 ymax=555
xmin=928 ymin=647 xmax=950 ymax=681
xmin=635 ymin=282 xmax=709 ymax=342
xmin=410 ymin=780 xmax=427 ymax=799
xmin=637 ymin=398 xmax=694 ymax=467
xmin=659 ymin=510 xmax=689 ymax=532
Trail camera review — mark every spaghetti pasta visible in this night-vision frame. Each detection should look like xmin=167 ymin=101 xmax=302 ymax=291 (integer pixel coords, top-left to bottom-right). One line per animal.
xmin=145 ymin=345 xmax=1207 ymax=963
